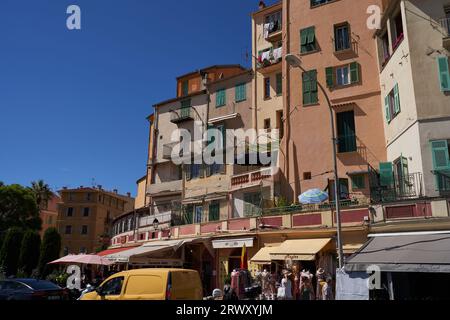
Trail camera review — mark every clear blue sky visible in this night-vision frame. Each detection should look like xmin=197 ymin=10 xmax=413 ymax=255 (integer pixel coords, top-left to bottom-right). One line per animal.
xmin=0 ymin=0 xmax=277 ymax=196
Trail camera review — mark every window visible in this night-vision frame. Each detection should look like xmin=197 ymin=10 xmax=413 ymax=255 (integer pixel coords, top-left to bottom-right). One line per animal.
xmin=180 ymin=99 xmax=191 ymax=118
xmin=81 ymin=225 xmax=88 ymax=235
xmin=394 ymin=156 xmax=410 ymax=194
xmin=67 ymin=207 xmax=74 ymax=217
xmin=235 ymin=83 xmax=246 ymax=102
xmin=336 ymin=65 xmax=350 ymax=86
xmin=334 ymin=23 xmax=350 ymax=52
xmin=209 ymin=201 xmax=220 ymax=222
xmin=302 ymin=70 xmax=318 ymax=105
xmin=244 ymin=193 xmax=262 ymax=217
xmin=300 ymin=26 xmax=316 ymax=53
xmin=194 ymin=206 xmax=203 ymax=224
xmin=391 ymin=10 xmax=404 ymax=50
xmin=276 ymin=73 xmax=282 ymax=95
xmin=385 ymin=84 xmax=401 ymax=123
xmin=65 ymin=225 xmax=72 ymax=235
xmin=216 ymin=89 xmax=226 ymax=107
xmin=182 ymin=80 xmax=189 ymax=97
xmin=311 ymin=0 xmax=334 ymax=7
xmin=437 ymin=56 xmax=450 ymax=92
xmin=265 ymin=11 xmax=282 ymax=35
xmin=380 ymin=31 xmax=390 ymax=65
xmin=351 ymin=175 xmax=366 ymax=190
xmin=431 ymin=140 xmax=450 ymax=191
xmin=326 ymin=62 xmax=360 ymax=88
xmin=86 ymin=193 xmax=91 ymax=201
xmin=264 ymin=77 xmax=271 ymax=99
xmin=303 ymin=172 xmax=312 ymax=180
xmin=337 ymin=111 xmax=357 ymax=153
xmin=100 ymin=277 xmax=124 ymax=296
xmin=83 ymin=207 xmax=90 ymax=217
xmin=264 ymin=119 xmax=271 ymax=132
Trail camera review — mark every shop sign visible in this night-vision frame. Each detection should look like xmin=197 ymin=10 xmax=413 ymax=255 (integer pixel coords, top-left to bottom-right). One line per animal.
xmin=212 ymin=238 xmax=254 ymax=249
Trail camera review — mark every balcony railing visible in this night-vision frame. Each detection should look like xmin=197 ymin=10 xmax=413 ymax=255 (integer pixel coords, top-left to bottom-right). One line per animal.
xmin=231 ymin=168 xmax=273 ymax=190
xmin=370 ymin=172 xmax=424 ymax=203
xmin=170 ymin=107 xmax=193 ymax=124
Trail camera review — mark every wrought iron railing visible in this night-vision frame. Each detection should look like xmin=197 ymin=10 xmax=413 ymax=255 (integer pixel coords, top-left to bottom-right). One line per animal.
xmin=370 ymin=172 xmax=424 ymax=203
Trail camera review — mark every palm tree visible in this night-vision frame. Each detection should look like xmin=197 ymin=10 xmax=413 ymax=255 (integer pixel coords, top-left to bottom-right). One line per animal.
xmin=30 ymin=180 xmax=53 ymax=210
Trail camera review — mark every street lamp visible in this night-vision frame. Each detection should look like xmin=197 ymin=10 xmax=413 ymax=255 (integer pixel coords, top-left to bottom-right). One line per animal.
xmin=285 ymin=53 xmax=345 ymax=269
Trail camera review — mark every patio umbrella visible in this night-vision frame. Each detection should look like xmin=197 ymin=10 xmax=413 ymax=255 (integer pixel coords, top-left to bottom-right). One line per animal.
xmin=298 ymin=189 xmax=329 ymax=204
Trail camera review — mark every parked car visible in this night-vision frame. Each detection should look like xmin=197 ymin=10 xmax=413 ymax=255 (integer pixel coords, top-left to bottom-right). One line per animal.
xmin=80 ymin=268 xmax=203 ymax=300
xmin=0 ymin=279 xmax=68 ymax=301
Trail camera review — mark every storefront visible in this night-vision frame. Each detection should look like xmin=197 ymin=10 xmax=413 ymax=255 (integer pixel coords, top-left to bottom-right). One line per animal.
xmin=345 ymin=231 xmax=450 ymax=300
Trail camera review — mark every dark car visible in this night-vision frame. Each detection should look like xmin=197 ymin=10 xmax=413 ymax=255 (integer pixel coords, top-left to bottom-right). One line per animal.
xmin=0 ymin=279 xmax=68 ymax=301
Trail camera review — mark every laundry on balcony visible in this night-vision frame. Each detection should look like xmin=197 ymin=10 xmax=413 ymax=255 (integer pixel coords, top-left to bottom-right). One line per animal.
xmin=258 ymin=47 xmax=283 ymax=67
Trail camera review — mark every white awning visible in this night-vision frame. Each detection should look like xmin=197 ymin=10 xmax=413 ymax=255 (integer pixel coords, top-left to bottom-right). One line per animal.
xmin=208 ymin=113 xmax=240 ymax=124
xmin=212 ymin=237 xmax=254 ymax=249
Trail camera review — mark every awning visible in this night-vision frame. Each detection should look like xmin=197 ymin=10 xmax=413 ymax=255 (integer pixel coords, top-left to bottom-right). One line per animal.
xmin=345 ymin=232 xmax=450 ymax=273
xmin=250 ymin=244 xmax=281 ymax=264
xmin=270 ymin=238 xmax=332 ymax=261
xmin=97 ymin=246 xmax=139 ymax=257
xmin=105 ymin=240 xmax=185 ymax=263
xmin=212 ymin=237 xmax=254 ymax=249
xmin=208 ymin=113 xmax=240 ymax=124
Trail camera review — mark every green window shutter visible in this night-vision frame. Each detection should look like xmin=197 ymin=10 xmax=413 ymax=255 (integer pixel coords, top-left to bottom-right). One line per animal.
xmin=235 ymin=83 xmax=246 ymax=102
xmin=182 ymin=80 xmax=189 ymax=96
xmin=300 ymin=29 xmax=308 ymax=46
xmin=393 ymin=83 xmax=401 ymax=114
xmin=431 ymin=140 xmax=450 ymax=171
xmin=326 ymin=67 xmax=334 ymax=88
xmin=379 ymin=162 xmax=394 ymax=187
xmin=276 ymin=73 xmax=282 ymax=95
xmin=183 ymin=205 xmax=193 ymax=225
xmin=302 ymin=72 xmax=311 ymax=105
xmin=437 ymin=56 xmax=450 ymax=92
xmin=384 ymin=96 xmax=391 ymax=123
xmin=350 ymin=62 xmax=359 ymax=83
xmin=216 ymin=89 xmax=226 ymax=107
xmin=209 ymin=201 xmax=220 ymax=222
xmin=307 ymin=27 xmax=315 ymax=44
xmin=351 ymin=175 xmax=366 ymax=190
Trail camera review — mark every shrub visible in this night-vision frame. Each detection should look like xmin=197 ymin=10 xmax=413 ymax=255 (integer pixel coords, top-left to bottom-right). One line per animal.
xmin=18 ymin=230 xmax=41 ymax=277
xmin=0 ymin=227 xmax=24 ymax=277
xmin=38 ymin=228 xmax=61 ymax=278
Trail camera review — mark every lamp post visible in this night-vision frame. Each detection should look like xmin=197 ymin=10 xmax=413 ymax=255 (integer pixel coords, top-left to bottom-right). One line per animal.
xmin=285 ymin=54 xmax=345 ymax=269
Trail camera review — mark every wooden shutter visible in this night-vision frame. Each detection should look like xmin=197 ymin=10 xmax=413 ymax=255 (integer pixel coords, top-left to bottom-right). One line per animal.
xmin=437 ymin=56 xmax=450 ymax=92
xmin=182 ymin=80 xmax=189 ymax=96
xmin=350 ymin=62 xmax=360 ymax=83
xmin=393 ymin=83 xmax=401 ymax=114
xmin=300 ymin=28 xmax=308 ymax=46
xmin=307 ymin=27 xmax=315 ymax=45
xmin=302 ymin=72 xmax=311 ymax=105
xmin=379 ymin=162 xmax=394 ymax=187
xmin=431 ymin=140 xmax=450 ymax=171
xmin=326 ymin=67 xmax=334 ymax=88
xmin=276 ymin=73 xmax=282 ymax=95
xmin=384 ymin=95 xmax=391 ymax=123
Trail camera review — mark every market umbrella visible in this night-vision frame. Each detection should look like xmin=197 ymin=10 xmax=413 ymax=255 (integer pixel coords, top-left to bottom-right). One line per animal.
xmin=298 ymin=189 xmax=329 ymax=204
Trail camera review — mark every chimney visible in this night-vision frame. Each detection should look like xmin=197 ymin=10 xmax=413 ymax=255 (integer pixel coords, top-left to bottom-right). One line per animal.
xmin=97 ymin=185 xmax=103 ymax=190
xmin=259 ymin=1 xmax=266 ymax=10
xmin=113 ymin=189 xmax=118 ymax=194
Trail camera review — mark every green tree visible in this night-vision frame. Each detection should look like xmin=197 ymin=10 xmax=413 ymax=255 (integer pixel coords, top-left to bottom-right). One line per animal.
xmin=18 ymin=230 xmax=41 ymax=277
xmin=0 ymin=184 xmax=42 ymax=236
xmin=0 ymin=227 xmax=24 ymax=276
xmin=38 ymin=228 xmax=61 ymax=278
xmin=30 ymin=180 xmax=53 ymax=209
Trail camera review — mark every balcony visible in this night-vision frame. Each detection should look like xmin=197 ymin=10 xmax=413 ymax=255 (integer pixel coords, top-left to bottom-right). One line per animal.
xmin=231 ymin=168 xmax=273 ymax=191
xmin=264 ymin=20 xmax=282 ymax=43
xmin=147 ymin=180 xmax=182 ymax=197
xmin=370 ymin=172 xmax=424 ymax=203
xmin=163 ymin=142 xmax=178 ymax=160
xmin=257 ymin=47 xmax=282 ymax=74
xmin=440 ymin=17 xmax=450 ymax=50
xmin=170 ymin=107 xmax=193 ymax=124
xmin=139 ymin=211 xmax=176 ymax=228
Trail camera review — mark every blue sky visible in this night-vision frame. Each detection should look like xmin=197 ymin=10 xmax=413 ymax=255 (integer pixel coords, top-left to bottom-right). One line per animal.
xmin=0 ymin=0 xmax=277 ymax=195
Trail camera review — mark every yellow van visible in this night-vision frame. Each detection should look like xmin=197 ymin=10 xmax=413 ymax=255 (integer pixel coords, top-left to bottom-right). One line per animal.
xmin=80 ymin=268 xmax=203 ymax=300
